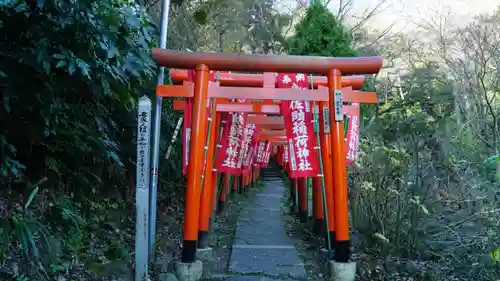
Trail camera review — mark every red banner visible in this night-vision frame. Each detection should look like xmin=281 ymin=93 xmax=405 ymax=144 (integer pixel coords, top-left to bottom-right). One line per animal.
xmin=241 ymin=123 xmax=260 ymax=173
xmin=255 ymin=140 xmax=271 ymax=167
xmin=345 ymin=103 xmax=360 ymax=165
xmin=277 ymin=73 xmax=320 ymax=178
xmin=182 ymin=70 xmax=217 ymax=174
xmin=214 ymin=112 xmax=248 ymax=175
xmin=261 ymin=141 xmax=272 ymax=168
xmin=254 ymin=140 xmax=267 ymax=166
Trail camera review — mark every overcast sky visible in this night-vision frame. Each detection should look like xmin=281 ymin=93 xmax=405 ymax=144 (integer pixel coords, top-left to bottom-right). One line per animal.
xmin=278 ymin=0 xmax=498 ymax=32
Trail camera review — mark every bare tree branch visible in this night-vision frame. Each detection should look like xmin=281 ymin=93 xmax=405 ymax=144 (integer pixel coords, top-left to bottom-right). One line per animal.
xmin=348 ymin=0 xmax=391 ymax=32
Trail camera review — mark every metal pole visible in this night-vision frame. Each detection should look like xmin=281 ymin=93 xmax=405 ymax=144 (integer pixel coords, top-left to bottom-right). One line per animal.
xmin=149 ymin=0 xmax=171 ymax=260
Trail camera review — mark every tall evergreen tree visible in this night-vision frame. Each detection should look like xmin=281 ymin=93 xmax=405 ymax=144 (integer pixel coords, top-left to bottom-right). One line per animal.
xmin=287 ymin=2 xmax=356 ymax=57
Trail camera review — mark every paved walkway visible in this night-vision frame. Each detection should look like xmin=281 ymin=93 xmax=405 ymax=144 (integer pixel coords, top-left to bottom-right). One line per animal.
xmin=224 ymin=169 xmax=307 ymax=281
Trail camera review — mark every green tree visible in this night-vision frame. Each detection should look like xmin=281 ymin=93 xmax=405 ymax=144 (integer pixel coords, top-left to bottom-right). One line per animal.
xmin=287 ymin=2 xmax=356 ymax=57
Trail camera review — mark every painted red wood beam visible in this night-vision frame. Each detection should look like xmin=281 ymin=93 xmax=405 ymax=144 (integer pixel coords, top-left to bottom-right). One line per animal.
xmin=152 ymin=49 xmax=383 ymax=75
xmin=172 ymin=100 xmax=364 ymax=116
xmin=169 ymin=69 xmax=365 ymax=89
xmin=172 ymin=100 xmax=362 ymax=116
xmin=161 ymin=84 xmax=377 ymax=103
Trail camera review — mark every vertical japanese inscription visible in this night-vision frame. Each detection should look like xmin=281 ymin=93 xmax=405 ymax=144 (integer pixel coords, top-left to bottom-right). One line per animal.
xmin=290 ymin=100 xmax=312 ymax=172
xmin=241 ymin=124 xmax=256 ymax=168
xmin=256 ymin=140 xmax=266 ymax=165
xmin=334 ymin=90 xmax=343 ymax=121
xmin=313 ymin=104 xmax=320 ymax=133
xmin=135 ymin=96 xmax=152 ymax=281
xmin=322 ymin=106 xmax=331 ymax=133
xmin=277 ymin=73 xmax=319 ymax=178
xmin=222 ymin=113 xmax=246 ymax=169
xmin=346 ymin=115 xmax=360 ymax=163
xmin=137 ymin=101 xmax=151 ymax=189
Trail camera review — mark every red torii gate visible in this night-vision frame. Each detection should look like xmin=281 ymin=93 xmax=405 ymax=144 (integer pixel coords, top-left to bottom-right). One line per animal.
xmin=151 ymin=49 xmax=383 ymax=280
xmin=166 ymin=75 xmax=373 ymax=251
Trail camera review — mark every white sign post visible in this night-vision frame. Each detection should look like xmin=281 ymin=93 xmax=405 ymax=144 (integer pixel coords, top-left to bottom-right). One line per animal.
xmin=136 ymin=96 xmax=152 ymax=281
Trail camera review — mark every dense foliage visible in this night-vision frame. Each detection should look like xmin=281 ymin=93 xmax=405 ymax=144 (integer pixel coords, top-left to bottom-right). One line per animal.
xmin=0 ymin=1 xmax=182 ymax=279
xmin=287 ymin=2 xmax=500 ymax=281
xmin=1 ymin=0 xmax=157 ymax=193
xmin=351 ymin=61 xmax=500 ymax=281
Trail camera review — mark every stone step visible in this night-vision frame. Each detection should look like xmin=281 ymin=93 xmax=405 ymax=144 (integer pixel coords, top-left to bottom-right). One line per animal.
xmin=227 ymin=180 xmax=307 ymax=281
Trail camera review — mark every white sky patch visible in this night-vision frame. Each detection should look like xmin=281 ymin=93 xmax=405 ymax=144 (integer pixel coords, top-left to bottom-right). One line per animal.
xmin=277 ymin=0 xmax=498 ymax=32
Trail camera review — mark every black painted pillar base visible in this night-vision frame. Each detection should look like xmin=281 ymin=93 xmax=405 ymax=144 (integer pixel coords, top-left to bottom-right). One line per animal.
xmin=197 ymin=230 xmax=209 ymax=249
xmin=326 ymin=231 xmax=337 ymax=254
xmin=239 ymin=176 xmax=244 ymax=195
xmin=299 ymin=210 xmax=308 ymax=223
xmin=181 ymin=240 xmax=197 ymax=263
xmin=208 ymin=216 xmax=215 ymax=246
xmin=334 ymin=240 xmax=351 ymax=263
xmin=289 ymin=193 xmax=296 ymax=205
xmin=289 ymin=187 xmax=294 ymax=202
xmin=217 ymin=200 xmax=226 ymax=214
xmin=313 ymin=218 xmax=326 ymax=235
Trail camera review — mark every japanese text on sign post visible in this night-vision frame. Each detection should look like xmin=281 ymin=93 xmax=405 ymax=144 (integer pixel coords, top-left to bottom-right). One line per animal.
xmin=135 ymin=96 xmax=152 ymax=281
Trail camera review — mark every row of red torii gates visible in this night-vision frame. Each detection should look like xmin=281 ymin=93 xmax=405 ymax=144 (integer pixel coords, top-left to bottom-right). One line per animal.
xmin=135 ymin=49 xmax=383 ymax=281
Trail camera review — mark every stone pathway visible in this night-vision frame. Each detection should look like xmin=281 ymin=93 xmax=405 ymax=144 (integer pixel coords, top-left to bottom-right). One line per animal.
xmin=222 ymin=167 xmax=307 ymax=281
